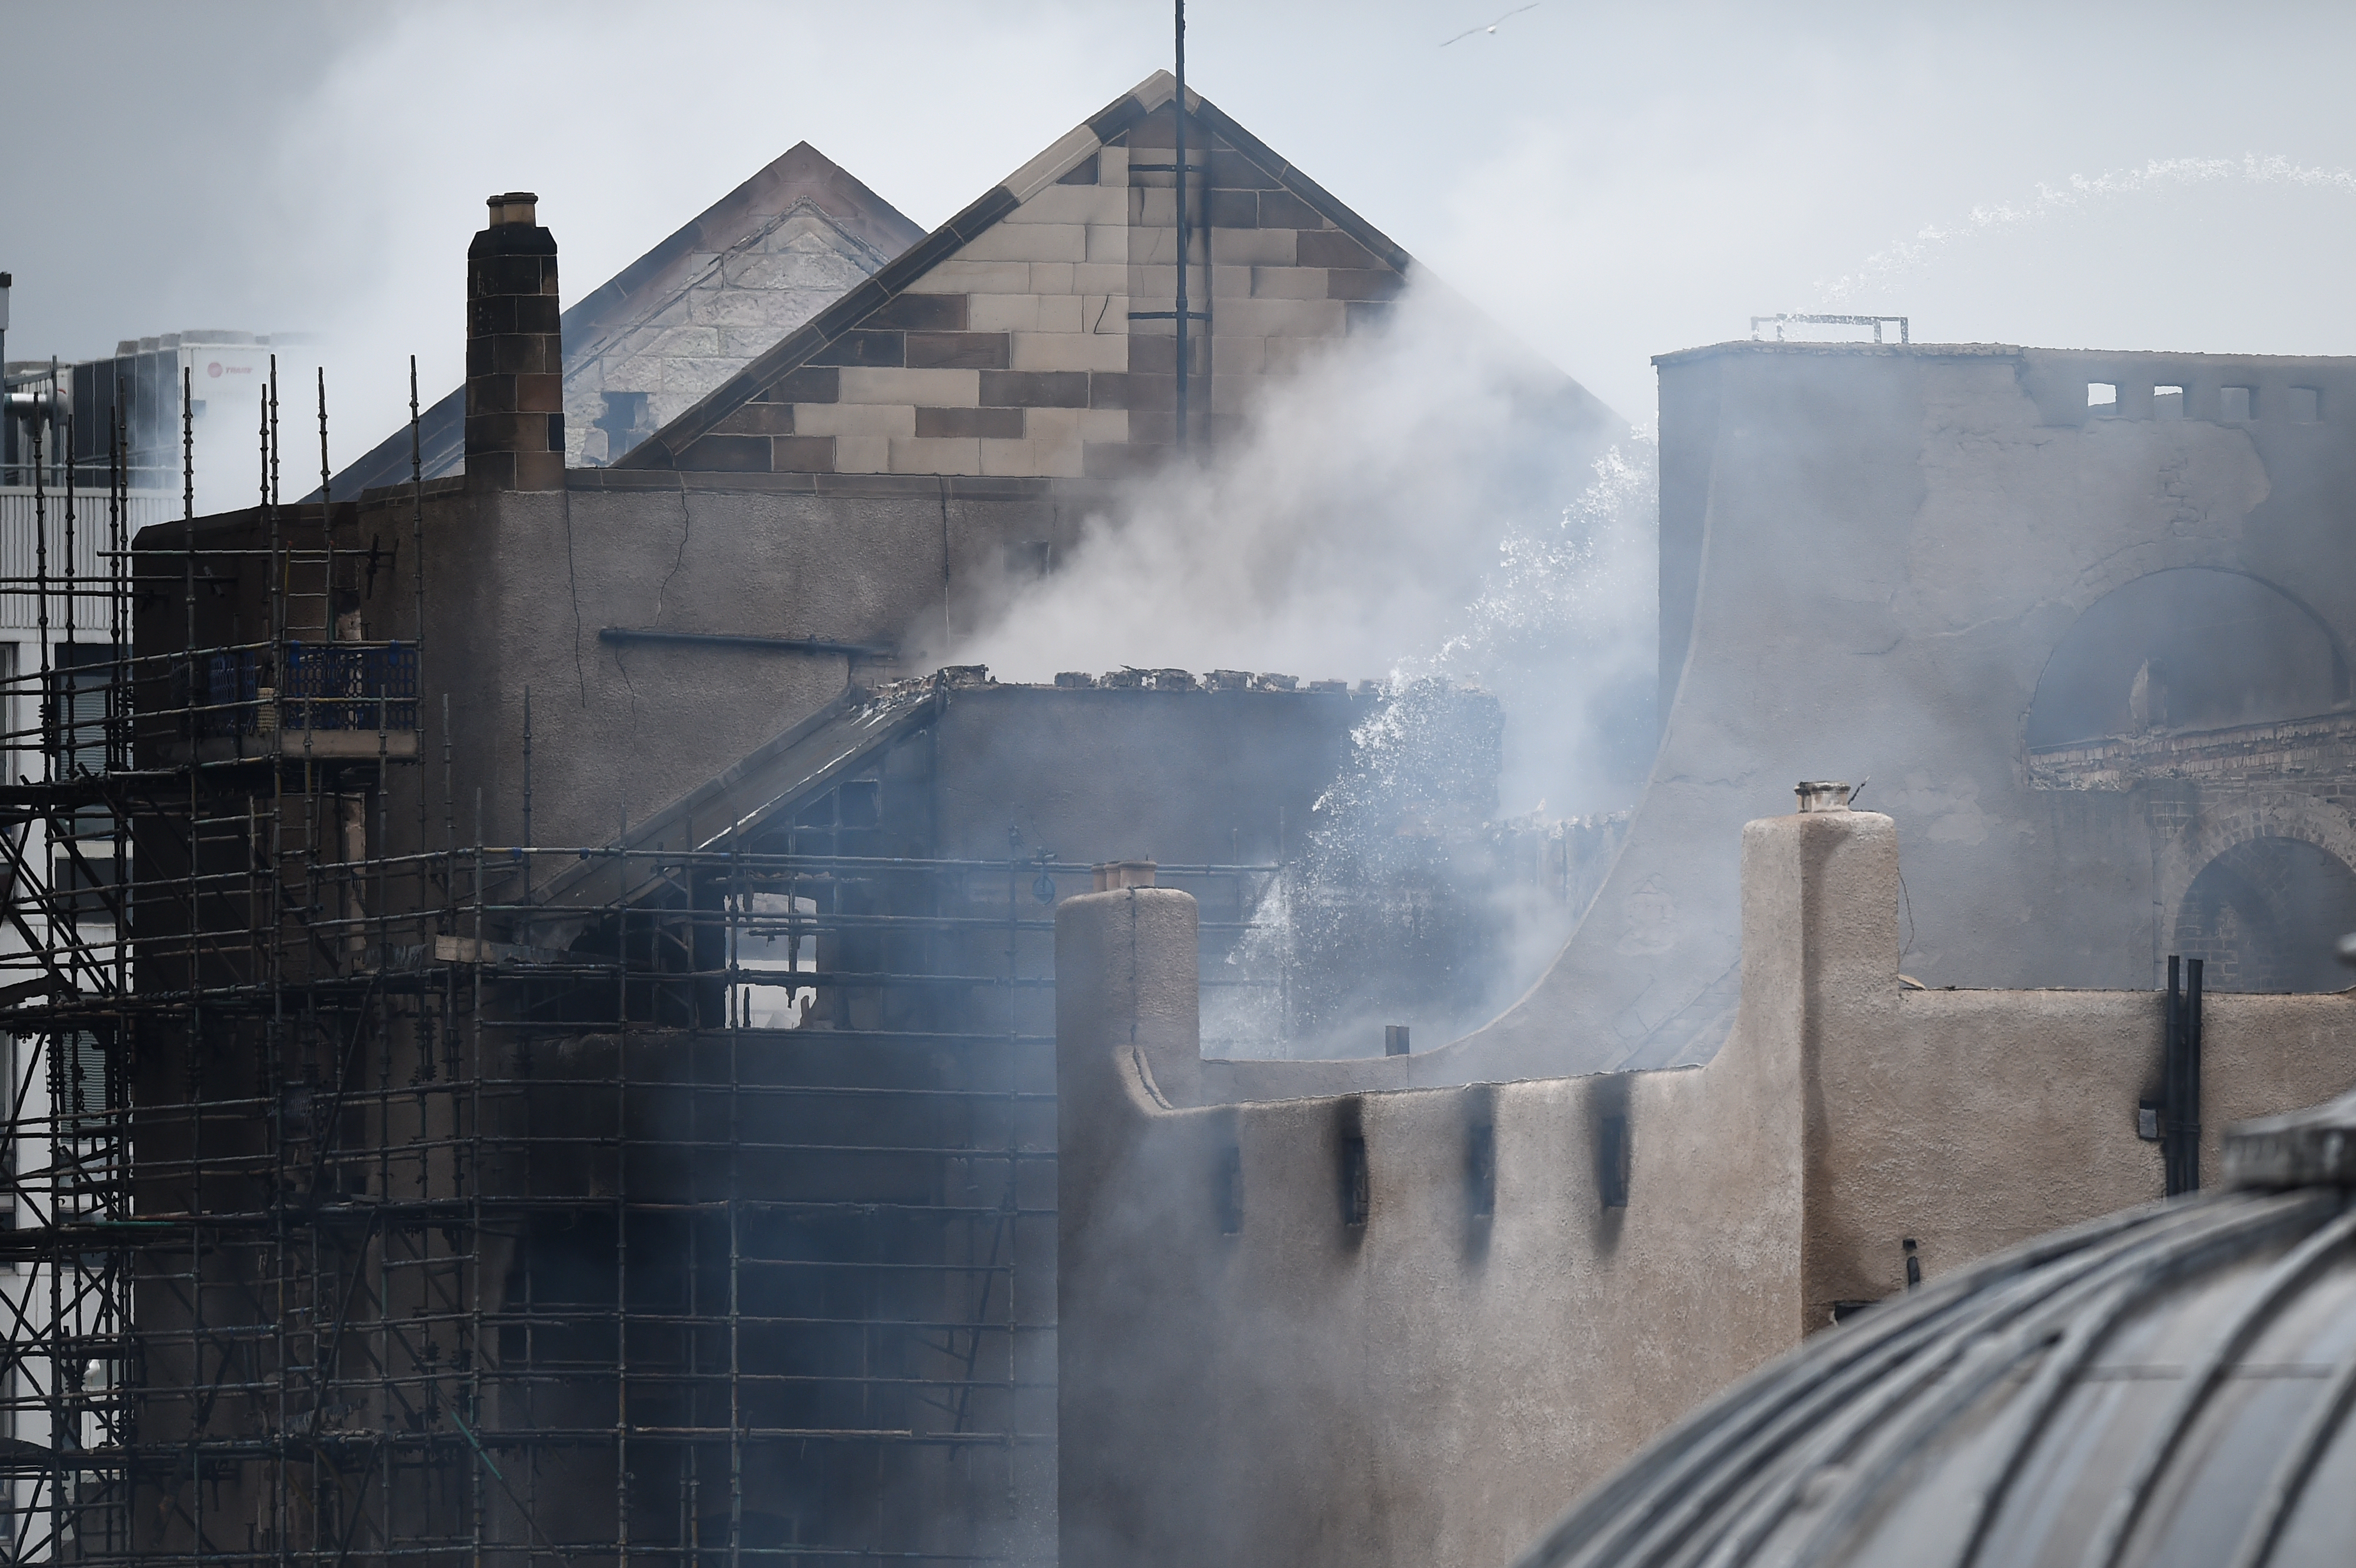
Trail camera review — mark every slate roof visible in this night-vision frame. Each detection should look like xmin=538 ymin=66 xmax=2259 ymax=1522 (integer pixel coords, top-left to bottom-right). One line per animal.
xmin=321 ymin=143 xmax=922 ymax=499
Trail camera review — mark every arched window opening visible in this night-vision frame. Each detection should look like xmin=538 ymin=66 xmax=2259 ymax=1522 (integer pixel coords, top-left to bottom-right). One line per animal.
xmin=2171 ymin=836 xmax=2356 ymax=993
xmin=2027 ymin=570 xmax=2346 ymax=749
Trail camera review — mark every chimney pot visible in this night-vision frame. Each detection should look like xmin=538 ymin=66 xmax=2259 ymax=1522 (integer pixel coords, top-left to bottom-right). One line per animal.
xmin=487 ymin=191 xmax=539 ymax=226
xmin=1795 ymin=780 xmax=1853 ymax=814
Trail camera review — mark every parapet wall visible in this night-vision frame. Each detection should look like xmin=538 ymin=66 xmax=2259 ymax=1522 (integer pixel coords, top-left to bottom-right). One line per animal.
xmin=1054 ymin=806 xmax=2356 ymax=1568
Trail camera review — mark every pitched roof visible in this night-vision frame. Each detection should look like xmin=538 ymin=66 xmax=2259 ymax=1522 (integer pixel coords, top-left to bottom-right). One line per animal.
xmin=616 ymin=70 xmax=1458 ymax=473
xmin=321 ymin=142 xmax=922 ymax=499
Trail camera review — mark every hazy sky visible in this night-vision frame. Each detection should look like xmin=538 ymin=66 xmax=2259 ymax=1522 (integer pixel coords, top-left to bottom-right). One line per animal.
xmin=9 ymin=0 xmax=2356 ymax=452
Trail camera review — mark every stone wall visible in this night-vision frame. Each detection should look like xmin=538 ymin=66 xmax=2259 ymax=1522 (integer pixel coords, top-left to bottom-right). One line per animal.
xmin=656 ymin=81 xmax=1417 ymax=481
xmin=1053 ymin=805 xmax=2356 ymax=1568
xmin=626 ymin=73 xmax=1616 ymax=484
xmin=565 ymin=193 xmax=909 ymax=468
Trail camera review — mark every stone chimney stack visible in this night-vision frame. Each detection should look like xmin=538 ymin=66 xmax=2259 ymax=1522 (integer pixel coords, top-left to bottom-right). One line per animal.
xmin=465 ymin=192 xmax=562 ymax=491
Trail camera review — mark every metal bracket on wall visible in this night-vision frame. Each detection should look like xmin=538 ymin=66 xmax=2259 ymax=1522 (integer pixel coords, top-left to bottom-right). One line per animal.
xmin=2162 ymin=954 xmax=2205 ymax=1196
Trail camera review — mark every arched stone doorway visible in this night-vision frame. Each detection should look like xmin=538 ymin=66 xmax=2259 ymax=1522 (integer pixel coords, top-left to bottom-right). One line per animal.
xmin=2171 ymin=835 xmax=2356 ymax=992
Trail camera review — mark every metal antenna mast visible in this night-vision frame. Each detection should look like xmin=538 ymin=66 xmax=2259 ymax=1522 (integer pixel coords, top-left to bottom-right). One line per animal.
xmin=1174 ymin=0 xmax=1189 ymax=453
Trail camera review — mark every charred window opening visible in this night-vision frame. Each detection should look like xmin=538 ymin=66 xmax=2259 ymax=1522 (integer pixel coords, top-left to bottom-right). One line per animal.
xmin=1597 ymin=1114 xmax=1630 ymax=1210
xmin=1466 ymin=1120 xmax=1496 ymax=1219
xmin=1339 ymin=1135 xmax=1370 ymax=1227
xmin=2221 ymin=385 xmax=2253 ymax=422
xmin=1004 ymin=540 xmax=1053 ymax=578
xmin=2153 ymin=384 xmax=2184 ymax=419
xmin=1215 ymin=1143 xmax=1243 ymax=1235
xmin=2086 ymin=381 xmax=2117 ymax=410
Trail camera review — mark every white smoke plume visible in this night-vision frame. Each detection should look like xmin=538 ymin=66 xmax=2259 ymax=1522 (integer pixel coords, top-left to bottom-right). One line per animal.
xmin=956 ymin=280 xmax=1654 ymax=817
xmin=957 ymin=283 xmax=1659 ymax=1054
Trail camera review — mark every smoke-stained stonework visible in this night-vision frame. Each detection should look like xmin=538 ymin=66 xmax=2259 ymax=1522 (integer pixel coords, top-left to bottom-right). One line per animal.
xmin=0 ymin=64 xmax=1619 ymax=1568
xmin=1465 ymin=341 xmax=2356 ymax=1076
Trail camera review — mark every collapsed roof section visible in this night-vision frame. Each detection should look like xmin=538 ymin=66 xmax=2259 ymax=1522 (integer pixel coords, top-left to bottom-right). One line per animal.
xmin=325 ymin=142 xmax=923 ymax=498
xmin=619 ymin=70 xmax=1617 ymax=483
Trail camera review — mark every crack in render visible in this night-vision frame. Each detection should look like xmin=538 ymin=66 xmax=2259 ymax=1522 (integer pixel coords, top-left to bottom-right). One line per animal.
xmin=655 ymin=492 xmax=691 ymax=623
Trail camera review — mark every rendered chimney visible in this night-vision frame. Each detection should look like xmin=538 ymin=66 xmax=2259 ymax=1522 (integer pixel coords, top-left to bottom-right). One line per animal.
xmin=465 ymin=192 xmax=562 ymax=491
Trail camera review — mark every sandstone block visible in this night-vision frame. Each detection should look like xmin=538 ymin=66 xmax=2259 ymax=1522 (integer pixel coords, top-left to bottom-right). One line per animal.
xmin=968 ymin=294 xmax=1042 ymax=333
xmin=1134 ymin=187 xmax=1176 ymax=228
xmin=956 ymin=224 xmax=1087 ymax=264
xmin=1209 ymin=228 xmax=1296 ymax=266
xmin=839 ymin=367 xmax=979 ymax=407
xmin=793 ymin=403 xmax=916 ymax=438
xmin=1011 ymin=184 xmax=1127 ymax=226
xmin=1012 ymin=332 xmax=1126 ymax=373
xmin=889 ymin=436 xmax=983 ymax=475
xmin=1251 ymin=266 xmax=1331 ymax=300
xmin=979 ymin=438 xmax=1038 ymax=476
xmin=835 ymin=436 xmax=888 ymax=473
xmin=1218 ymin=298 xmax=1346 ymax=338
xmin=905 ymin=260 xmax=1030 ymax=295
xmin=1085 ymin=224 xmax=1130 ymax=264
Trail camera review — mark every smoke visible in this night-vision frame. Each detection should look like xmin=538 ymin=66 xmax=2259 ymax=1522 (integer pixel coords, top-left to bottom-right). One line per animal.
xmin=1817 ymin=154 xmax=2356 ymax=307
xmin=956 ymin=282 xmax=1658 ymax=1055
xmin=956 ymin=280 xmax=1651 ymax=815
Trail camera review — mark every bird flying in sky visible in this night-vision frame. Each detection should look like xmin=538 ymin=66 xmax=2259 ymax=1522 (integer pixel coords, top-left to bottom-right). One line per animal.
xmin=1441 ymin=3 xmax=1539 ymax=46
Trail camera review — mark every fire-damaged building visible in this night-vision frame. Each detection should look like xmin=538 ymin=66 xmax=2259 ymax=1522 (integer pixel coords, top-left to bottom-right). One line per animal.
xmin=7 ymin=50 xmax=2356 ymax=1568
xmin=0 ymin=69 xmax=1611 ymax=1568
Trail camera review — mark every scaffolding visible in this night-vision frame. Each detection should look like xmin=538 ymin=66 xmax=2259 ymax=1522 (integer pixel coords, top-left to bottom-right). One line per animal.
xmin=0 ymin=365 xmax=1277 ymax=1568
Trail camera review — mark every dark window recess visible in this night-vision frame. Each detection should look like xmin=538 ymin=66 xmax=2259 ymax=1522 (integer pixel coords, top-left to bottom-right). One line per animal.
xmin=1215 ymin=1143 xmax=1242 ymax=1235
xmin=1830 ymin=1300 xmax=1877 ymax=1324
xmin=2221 ymin=385 xmax=2253 ymax=422
xmin=1383 ymin=1023 xmax=1410 ymax=1056
xmin=1339 ymin=1135 xmax=1369 ymax=1227
xmin=1466 ymin=1121 xmax=1496 ymax=1219
xmin=1597 ymin=1113 xmax=1630 ymax=1209
xmin=1004 ymin=541 xmax=1052 ymax=579
xmin=1903 ymin=1237 xmax=1922 ymax=1290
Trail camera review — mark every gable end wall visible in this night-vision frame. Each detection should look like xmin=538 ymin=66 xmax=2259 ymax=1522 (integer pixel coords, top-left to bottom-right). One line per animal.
xmin=640 ymin=93 xmax=1411 ymax=482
